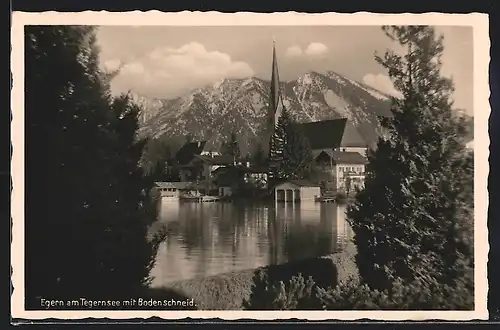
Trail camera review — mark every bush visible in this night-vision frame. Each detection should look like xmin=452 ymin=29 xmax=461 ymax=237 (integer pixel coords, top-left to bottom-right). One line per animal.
xmin=246 ymin=273 xmax=473 ymax=310
xmin=317 ymin=276 xmax=473 ymax=310
xmin=335 ymin=191 xmax=348 ymax=202
xmin=244 ymin=273 xmax=320 ymax=310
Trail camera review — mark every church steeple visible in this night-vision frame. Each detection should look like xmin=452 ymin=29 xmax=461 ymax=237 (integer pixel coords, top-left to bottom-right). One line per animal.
xmin=263 ymin=39 xmax=284 ymax=157
xmin=270 ymin=39 xmax=284 ymax=127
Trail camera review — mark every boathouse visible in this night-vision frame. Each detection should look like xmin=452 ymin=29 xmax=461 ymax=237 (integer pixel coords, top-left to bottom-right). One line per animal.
xmin=274 ymin=180 xmax=321 ymax=203
xmin=154 ymin=181 xmax=191 ymax=199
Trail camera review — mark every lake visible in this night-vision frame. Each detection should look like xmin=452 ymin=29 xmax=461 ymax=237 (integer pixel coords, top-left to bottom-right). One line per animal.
xmin=149 ymin=200 xmax=353 ymax=287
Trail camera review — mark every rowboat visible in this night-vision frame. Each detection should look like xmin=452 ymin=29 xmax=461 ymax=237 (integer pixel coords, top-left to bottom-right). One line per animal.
xmin=180 ymin=195 xmax=221 ymax=203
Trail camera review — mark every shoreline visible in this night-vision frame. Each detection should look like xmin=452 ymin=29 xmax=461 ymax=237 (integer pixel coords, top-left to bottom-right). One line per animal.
xmin=151 ymin=243 xmax=358 ymax=310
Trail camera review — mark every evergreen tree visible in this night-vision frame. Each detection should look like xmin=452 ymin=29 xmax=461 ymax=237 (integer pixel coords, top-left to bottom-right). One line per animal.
xmin=185 ymin=133 xmax=194 ymax=144
xmin=268 ymin=107 xmax=312 ymax=183
xmin=283 ymin=120 xmax=313 ymax=180
xmin=98 ymin=94 xmax=160 ymax=294
xmin=251 ymin=142 xmax=267 ymax=167
xmin=141 ymin=137 xmax=179 ymax=181
xmin=221 ymin=131 xmax=241 ymax=161
xmin=268 ymin=108 xmax=289 ymax=182
xmin=346 ymin=26 xmax=474 ymax=295
xmin=24 ymin=26 xmax=161 ymax=306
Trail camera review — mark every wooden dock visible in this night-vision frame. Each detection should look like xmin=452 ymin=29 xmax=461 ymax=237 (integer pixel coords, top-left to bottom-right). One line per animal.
xmin=314 ymin=196 xmax=336 ymax=203
xmin=180 ymin=195 xmax=222 ymax=203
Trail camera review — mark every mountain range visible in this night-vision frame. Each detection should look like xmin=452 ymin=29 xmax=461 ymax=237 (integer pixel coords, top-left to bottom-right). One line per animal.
xmin=134 ymin=70 xmax=473 ymax=154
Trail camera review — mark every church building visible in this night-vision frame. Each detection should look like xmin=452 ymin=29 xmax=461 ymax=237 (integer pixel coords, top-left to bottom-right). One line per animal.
xmin=262 ymin=40 xmax=285 ymax=157
xmin=264 ymin=41 xmax=369 ymax=194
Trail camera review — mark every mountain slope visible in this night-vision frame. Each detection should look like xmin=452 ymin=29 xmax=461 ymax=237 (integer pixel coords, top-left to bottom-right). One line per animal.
xmin=136 ymin=71 xmax=396 ymax=154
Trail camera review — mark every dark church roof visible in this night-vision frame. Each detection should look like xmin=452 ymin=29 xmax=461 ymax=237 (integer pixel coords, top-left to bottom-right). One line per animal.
xmin=175 ymin=141 xmax=207 ymax=165
xmin=296 ymin=118 xmax=367 ymax=150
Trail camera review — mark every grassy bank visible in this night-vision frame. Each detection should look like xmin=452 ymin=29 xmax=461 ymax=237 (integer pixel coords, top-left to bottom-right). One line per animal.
xmin=152 ymin=243 xmax=357 ymax=310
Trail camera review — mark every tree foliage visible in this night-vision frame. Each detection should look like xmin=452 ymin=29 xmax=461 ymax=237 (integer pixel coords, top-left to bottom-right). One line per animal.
xmin=221 ymin=131 xmax=241 ymax=160
xmin=245 ymin=273 xmax=473 ymax=310
xmin=141 ymin=135 xmax=181 ymax=181
xmin=250 ymin=142 xmax=267 ymax=167
xmin=346 ymin=26 xmax=474 ymax=293
xmin=24 ymin=26 xmax=162 ymax=306
xmin=268 ymin=108 xmax=313 ymax=183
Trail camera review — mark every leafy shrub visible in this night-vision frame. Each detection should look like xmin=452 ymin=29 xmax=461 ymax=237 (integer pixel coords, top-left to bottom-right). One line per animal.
xmin=317 ymin=276 xmax=473 ymax=310
xmin=246 ymin=273 xmax=473 ymax=310
xmin=335 ymin=191 xmax=348 ymax=202
xmin=244 ymin=273 xmax=320 ymax=310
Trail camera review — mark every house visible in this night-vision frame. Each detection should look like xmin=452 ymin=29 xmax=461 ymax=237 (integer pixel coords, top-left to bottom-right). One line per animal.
xmin=296 ymin=118 xmax=369 ymax=156
xmin=180 ymin=154 xmax=236 ymax=193
xmin=212 ymin=167 xmax=240 ymax=197
xmin=175 ymin=140 xmax=208 ymax=182
xmin=200 ymin=150 xmax=222 ymax=157
xmin=153 ymin=181 xmax=197 ymax=199
xmin=241 ymin=166 xmax=268 ymax=190
xmin=274 ymin=180 xmax=321 ymax=203
xmin=294 ymin=118 xmax=370 ymax=193
xmin=312 ymin=150 xmax=368 ymax=193
xmin=211 ymin=163 xmax=268 ymax=196
xmin=212 ymin=165 xmax=248 ymax=196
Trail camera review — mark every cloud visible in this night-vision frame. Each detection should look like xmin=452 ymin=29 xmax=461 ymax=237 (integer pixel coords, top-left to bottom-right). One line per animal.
xmin=103 ymin=59 xmax=122 ymax=72
xmin=285 ymin=45 xmax=303 ymax=58
xmin=107 ymin=42 xmax=254 ymax=98
xmin=362 ymin=73 xmax=401 ymax=97
xmin=304 ymin=42 xmax=328 ymax=56
xmin=284 ymin=42 xmax=328 ymax=59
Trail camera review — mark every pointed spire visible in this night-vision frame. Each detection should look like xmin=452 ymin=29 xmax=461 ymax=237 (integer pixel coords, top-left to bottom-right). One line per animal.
xmin=263 ymin=40 xmax=284 ymax=158
xmin=270 ymin=40 xmax=283 ymax=126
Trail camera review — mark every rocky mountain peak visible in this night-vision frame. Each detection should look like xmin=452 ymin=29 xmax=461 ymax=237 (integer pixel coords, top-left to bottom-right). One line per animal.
xmin=133 ymin=70 xmax=473 ymax=154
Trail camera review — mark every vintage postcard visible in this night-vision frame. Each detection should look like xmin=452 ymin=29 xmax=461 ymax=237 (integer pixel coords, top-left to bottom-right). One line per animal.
xmin=11 ymin=11 xmax=489 ymax=321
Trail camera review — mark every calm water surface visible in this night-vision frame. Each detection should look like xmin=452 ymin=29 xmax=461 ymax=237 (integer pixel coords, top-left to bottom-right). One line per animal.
xmin=149 ymin=200 xmax=353 ymax=286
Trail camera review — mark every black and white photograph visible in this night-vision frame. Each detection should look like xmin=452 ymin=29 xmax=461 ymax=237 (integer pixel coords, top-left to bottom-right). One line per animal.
xmin=11 ymin=12 xmax=489 ymax=320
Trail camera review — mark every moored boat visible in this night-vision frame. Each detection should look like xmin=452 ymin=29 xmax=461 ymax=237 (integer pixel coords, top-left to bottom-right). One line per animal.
xmin=180 ymin=194 xmax=222 ymax=203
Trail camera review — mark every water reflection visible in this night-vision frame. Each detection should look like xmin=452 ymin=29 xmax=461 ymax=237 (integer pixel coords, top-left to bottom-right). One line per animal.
xmin=150 ymin=200 xmax=353 ymax=287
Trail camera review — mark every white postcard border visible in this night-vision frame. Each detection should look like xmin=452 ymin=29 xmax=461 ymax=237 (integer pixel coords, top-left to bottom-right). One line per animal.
xmin=11 ymin=11 xmax=490 ymax=321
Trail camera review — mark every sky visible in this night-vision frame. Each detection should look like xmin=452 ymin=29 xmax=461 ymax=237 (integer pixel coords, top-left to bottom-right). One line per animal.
xmin=96 ymin=25 xmax=474 ymax=115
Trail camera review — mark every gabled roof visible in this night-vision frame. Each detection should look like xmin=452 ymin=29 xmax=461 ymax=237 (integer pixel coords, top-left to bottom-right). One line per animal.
xmin=194 ymin=154 xmax=235 ymax=165
xmin=296 ymin=118 xmax=367 ymax=150
xmin=274 ymin=179 xmax=320 ymax=189
xmin=154 ymin=181 xmax=191 ymax=189
xmin=331 ymin=151 xmax=368 ymax=165
xmin=242 ymin=166 xmax=268 ymax=174
xmin=211 ymin=165 xmax=268 ymax=177
xmin=212 ymin=167 xmax=242 ymax=186
xmin=314 ymin=150 xmax=367 ymax=165
xmin=312 ymin=149 xmax=334 ymax=159
xmin=175 ymin=141 xmax=207 ymax=165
